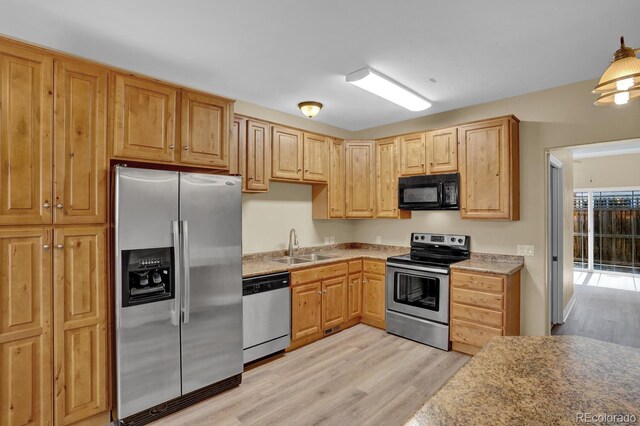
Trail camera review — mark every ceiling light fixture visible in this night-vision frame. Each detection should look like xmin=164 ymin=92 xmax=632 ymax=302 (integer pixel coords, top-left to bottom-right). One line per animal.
xmin=346 ymin=67 xmax=432 ymax=111
xmin=592 ymin=36 xmax=640 ymax=105
xmin=298 ymin=101 xmax=323 ymax=118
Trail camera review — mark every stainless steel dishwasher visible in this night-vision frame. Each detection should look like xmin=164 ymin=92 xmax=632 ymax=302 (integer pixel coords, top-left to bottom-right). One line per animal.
xmin=242 ymin=272 xmax=291 ymax=364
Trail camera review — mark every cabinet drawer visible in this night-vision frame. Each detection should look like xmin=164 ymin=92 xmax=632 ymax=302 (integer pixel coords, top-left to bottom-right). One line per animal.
xmin=450 ymin=319 xmax=502 ymax=348
xmin=363 ymin=260 xmax=385 ymax=275
xmin=291 ymin=262 xmax=348 ymax=285
xmin=452 ymin=271 xmax=504 ymax=293
xmin=451 ymin=303 xmax=503 ymax=328
xmin=348 ymin=260 xmax=362 ymax=274
xmin=451 ymin=288 xmax=503 ymax=311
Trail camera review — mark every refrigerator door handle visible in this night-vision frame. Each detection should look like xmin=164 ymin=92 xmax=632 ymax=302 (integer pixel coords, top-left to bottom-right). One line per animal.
xmin=182 ymin=220 xmax=191 ymax=324
xmin=171 ymin=220 xmax=181 ymax=327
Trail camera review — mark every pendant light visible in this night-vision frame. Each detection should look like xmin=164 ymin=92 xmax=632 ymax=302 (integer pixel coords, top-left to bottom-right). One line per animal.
xmin=298 ymin=101 xmax=323 ymax=118
xmin=593 ymin=37 xmax=640 ymax=105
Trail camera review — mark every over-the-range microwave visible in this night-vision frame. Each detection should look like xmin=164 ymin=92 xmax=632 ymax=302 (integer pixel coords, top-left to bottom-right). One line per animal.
xmin=398 ymin=173 xmax=460 ymax=210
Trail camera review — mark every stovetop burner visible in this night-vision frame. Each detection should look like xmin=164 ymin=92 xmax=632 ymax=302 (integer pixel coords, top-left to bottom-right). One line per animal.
xmin=387 ymin=232 xmax=471 ymax=270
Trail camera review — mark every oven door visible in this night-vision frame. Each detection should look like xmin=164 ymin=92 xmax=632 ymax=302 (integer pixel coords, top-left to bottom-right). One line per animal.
xmin=386 ymin=263 xmax=449 ymax=324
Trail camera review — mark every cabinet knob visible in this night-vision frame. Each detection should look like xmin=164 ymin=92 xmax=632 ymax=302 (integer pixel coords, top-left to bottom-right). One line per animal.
xmin=317 ymin=291 xmax=323 ymax=295
xmin=184 ymin=146 xmax=189 ymax=151
xmin=56 ymin=203 xmax=63 ymax=209
xmin=56 ymin=244 xmax=64 ymax=250
xmin=298 ymin=168 xmax=302 ymax=172
xmin=43 ymin=202 xmax=50 ymax=209
xmin=43 ymin=244 xmax=50 ymax=251
xmin=349 ymin=283 xmax=354 ymax=287
xmin=169 ymin=144 xmax=175 ymax=149
xmin=305 ymin=169 xmax=309 ymax=173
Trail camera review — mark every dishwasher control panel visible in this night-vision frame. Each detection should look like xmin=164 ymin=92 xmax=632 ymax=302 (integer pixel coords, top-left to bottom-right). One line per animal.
xmin=242 ymin=272 xmax=290 ymax=296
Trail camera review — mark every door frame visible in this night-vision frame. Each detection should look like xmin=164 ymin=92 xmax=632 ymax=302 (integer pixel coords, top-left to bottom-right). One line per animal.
xmin=548 ymin=154 xmax=564 ymax=325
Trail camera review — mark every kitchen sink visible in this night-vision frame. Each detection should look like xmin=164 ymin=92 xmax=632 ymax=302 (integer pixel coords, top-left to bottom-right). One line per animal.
xmin=270 ymin=256 xmax=312 ymax=265
xmin=295 ymin=253 xmax=337 ymax=261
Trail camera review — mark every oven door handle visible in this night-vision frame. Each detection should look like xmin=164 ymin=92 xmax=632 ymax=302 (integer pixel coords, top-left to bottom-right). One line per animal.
xmin=386 ymin=262 xmax=449 ymax=275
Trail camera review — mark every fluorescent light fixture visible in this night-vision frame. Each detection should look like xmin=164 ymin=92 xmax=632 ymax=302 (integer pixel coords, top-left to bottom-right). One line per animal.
xmin=346 ymin=67 xmax=432 ymax=111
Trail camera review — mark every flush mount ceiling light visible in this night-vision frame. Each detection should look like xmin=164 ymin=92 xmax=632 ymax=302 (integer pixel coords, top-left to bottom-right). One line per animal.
xmin=346 ymin=67 xmax=432 ymax=111
xmin=593 ymin=37 xmax=640 ymax=105
xmin=298 ymin=101 xmax=323 ymax=118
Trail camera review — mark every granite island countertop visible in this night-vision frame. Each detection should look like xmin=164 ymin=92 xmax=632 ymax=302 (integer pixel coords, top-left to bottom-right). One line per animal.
xmin=406 ymin=336 xmax=640 ymax=426
xmin=451 ymin=252 xmax=524 ymax=276
xmin=242 ymin=243 xmax=409 ymax=278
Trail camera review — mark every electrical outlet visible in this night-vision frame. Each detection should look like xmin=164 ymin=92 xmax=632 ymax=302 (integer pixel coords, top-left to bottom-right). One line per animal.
xmin=517 ymin=245 xmax=534 ymax=256
xmin=324 ymin=237 xmax=330 ymax=245
xmin=329 ymin=236 xmax=335 ymax=244
xmin=376 ymin=236 xmax=382 ymax=244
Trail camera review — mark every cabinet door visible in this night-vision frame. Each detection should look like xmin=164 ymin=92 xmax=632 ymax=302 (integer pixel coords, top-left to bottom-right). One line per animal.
xmin=362 ymin=273 xmax=386 ymax=327
xmin=112 ymin=74 xmax=177 ymax=162
xmin=322 ymin=276 xmax=347 ymax=330
xmin=53 ymin=226 xmax=107 ymax=425
xmin=399 ymin=133 xmax=426 ymax=176
xmin=54 ymin=59 xmax=108 ymax=225
xmin=459 ymin=118 xmax=514 ymax=219
xmin=0 ymin=228 xmax=52 ymax=426
xmin=345 ymin=141 xmax=375 ymax=218
xmin=246 ymin=120 xmax=270 ymax=192
xmin=376 ymin=138 xmax=399 ymax=218
xmin=271 ymin=125 xmax=302 ymax=181
xmin=291 ymin=282 xmax=322 ymax=341
xmin=0 ymin=43 xmax=53 ymax=225
xmin=180 ymin=90 xmax=231 ymax=168
xmin=233 ymin=116 xmax=247 ymax=183
xmin=303 ymin=133 xmax=329 ymax=182
xmin=427 ymin=127 xmax=458 ymax=174
xmin=348 ymin=273 xmax=363 ymax=320
xmin=328 ymin=139 xmax=345 ymax=218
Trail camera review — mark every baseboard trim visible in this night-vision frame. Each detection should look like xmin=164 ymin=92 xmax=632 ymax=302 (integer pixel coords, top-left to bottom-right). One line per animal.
xmin=563 ymin=294 xmax=577 ymax=323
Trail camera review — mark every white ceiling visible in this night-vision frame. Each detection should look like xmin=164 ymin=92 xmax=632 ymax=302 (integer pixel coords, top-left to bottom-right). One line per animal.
xmin=1 ymin=0 xmax=638 ymax=130
xmin=572 ymin=138 xmax=640 ymax=159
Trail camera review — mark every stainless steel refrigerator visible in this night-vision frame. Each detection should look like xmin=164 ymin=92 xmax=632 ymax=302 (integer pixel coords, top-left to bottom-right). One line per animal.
xmin=114 ymin=166 xmax=243 ymax=423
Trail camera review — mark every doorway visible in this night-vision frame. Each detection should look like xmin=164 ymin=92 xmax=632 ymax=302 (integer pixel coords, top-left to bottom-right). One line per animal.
xmin=548 ymin=154 xmax=564 ymax=325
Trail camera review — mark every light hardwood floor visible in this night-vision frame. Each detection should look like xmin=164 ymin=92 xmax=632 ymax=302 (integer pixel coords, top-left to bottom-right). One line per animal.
xmin=552 ymin=283 xmax=640 ymax=349
xmin=153 ymin=325 xmax=469 ymax=426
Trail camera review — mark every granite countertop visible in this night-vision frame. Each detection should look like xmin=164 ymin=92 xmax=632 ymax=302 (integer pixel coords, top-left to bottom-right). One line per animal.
xmin=242 ymin=243 xmax=409 ymax=278
xmin=451 ymin=252 xmax=524 ymax=276
xmin=406 ymin=336 xmax=640 ymax=426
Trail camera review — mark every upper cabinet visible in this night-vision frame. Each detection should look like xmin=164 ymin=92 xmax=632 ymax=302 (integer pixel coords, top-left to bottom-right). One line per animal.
xmin=271 ymin=125 xmax=303 ymax=181
xmin=458 ymin=117 xmax=520 ymax=220
xmin=180 ymin=90 xmax=233 ymax=169
xmin=312 ymin=138 xmax=345 ymax=219
xmin=245 ymin=119 xmax=271 ymax=192
xmin=54 ymin=59 xmax=108 ymax=225
xmin=111 ymin=73 xmax=178 ymax=163
xmin=376 ymin=138 xmax=400 ymax=218
xmin=399 ymin=133 xmax=426 ymax=176
xmin=303 ymin=133 xmax=329 ymax=182
xmin=426 ymin=127 xmax=458 ymax=174
xmin=345 ymin=141 xmax=375 ymax=218
xmin=0 ymin=42 xmax=53 ymax=226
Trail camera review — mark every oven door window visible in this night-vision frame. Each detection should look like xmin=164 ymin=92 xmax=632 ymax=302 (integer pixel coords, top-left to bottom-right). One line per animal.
xmin=394 ymin=272 xmax=440 ymax=311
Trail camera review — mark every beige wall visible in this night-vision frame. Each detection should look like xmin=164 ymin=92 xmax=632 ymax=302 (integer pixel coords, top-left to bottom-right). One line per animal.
xmin=242 ymin=182 xmax=354 ymax=253
xmin=574 ymin=153 xmax=640 ymax=189
xmin=350 ymin=79 xmax=640 ymax=336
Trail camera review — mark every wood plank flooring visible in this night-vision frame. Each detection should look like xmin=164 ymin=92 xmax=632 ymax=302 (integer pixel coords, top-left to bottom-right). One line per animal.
xmin=552 ymin=284 xmax=640 ymax=348
xmin=153 ymin=325 xmax=470 ymax=426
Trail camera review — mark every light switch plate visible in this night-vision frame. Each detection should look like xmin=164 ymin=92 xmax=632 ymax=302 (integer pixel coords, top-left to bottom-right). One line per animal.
xmin=329 ymin=236 xmax=335 ymax=244
xmin=517 ymin=245 xmax=534 ymax=256
xmin=324 ymin=237 xmax=330 ymax=245
xmin=376 ymin=236 xmax=382 ymax=244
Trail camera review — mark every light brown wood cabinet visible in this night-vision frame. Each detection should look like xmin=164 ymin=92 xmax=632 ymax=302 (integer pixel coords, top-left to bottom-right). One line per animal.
xmin=245 ymin=119 xmax=271 ymax=192
xmin=291 ymin=281 xmax=323 ymax=346
xmin=361 ymin=260 xmax=386 ymax=329
xmin=0 ymin=227 xmax=52 ymax=426
xmin=345 ymin=141 xmax=376 ymax=218
xmin=111 ymin=73 xmax=178 ymax=163
xmin=399 ymin=133 xmax=426 ymax=176
xmin=180 ymin=90 xmax=232 ymax=168
xmin=347 ymin=260 xmax=363 ymax=320
xmin=322 ymin=276 xmax=348 ymax=330
xmin=303 ymin=133 xmax=329 ymax=182
xmin=53 ymin=226 xmax=107 ymax=425
xmin=271 ymin=125 xmax=303 ymax=181
xmin=426 ymin=127 xmax=458 ymax=174
xmin=0 ymin=42 xmax=53 ymax=226
xmin=375 ymin=137 xmax=410 ymax=219
xmin=54 ymin=59 xmax=108 ymax=225
xmin=458 ymin=117 xmax=520 ymax=220
xmin=312 ymin=139 xmax=345 ymax=219
xmin=450 ymin=269 xmax=521 ymax=355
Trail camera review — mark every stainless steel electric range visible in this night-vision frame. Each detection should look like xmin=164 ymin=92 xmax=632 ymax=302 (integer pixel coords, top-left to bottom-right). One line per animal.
xmin=385 ymin=233 xmax=470 ymax=350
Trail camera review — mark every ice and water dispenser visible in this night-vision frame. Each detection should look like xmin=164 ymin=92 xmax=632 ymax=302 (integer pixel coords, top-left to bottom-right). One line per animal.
xmin=121 ymin=247 xmax=175 ymax=306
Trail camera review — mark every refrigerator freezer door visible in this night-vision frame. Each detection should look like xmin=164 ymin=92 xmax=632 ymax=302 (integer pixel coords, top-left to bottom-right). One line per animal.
xmin=115 ymin=167 xmax=182 ymax=418
xmin=179 ymin=173 xmax=243 ymax=393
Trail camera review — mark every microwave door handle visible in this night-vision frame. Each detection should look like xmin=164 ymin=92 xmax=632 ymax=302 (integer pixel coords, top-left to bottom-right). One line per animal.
xmin=171 ymin=220 xmax=181 ymax=327
xmin=438 ymin=182 xmax=445 ymax=206
xmin=182 ymin=220 xmax=191 ymax=324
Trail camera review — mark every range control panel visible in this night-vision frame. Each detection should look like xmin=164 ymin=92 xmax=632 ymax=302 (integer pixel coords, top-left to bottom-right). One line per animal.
xmin=411 ymin=233 xmax=469 ymax=248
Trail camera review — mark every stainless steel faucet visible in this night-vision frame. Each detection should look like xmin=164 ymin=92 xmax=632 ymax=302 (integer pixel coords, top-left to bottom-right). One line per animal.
xmin=288 ymin=228 xmax=299 ymax=257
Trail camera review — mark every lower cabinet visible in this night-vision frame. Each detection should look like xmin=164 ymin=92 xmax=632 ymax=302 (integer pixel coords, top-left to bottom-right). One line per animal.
xmin=449 ymin=269 xmax=521 ymax=355
xmin=291 ymin=282 xmax=323 ymax=343
xmin=361 ymin=260 xmax=386 ymax=329
xmin=322 ymin=276 xmax=348 ymax=330
xmin=347 ymin=260 xmax=363 ymax=320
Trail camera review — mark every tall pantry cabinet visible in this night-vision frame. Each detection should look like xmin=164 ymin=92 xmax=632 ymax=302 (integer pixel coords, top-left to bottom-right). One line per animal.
xmin=0 ymin=40 xmax=109 ymax=426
